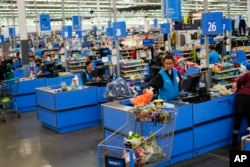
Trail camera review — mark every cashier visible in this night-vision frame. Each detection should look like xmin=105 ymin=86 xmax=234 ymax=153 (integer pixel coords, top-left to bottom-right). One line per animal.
xmin=81 ymin=60 xmax=101 ymax=84
xmin=149 ymin=54 xmax=182 ymax=101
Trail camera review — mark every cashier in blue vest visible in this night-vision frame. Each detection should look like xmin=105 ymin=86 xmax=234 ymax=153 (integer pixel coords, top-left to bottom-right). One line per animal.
xmin=81 ymin=60 xmax=93 ymax=84
xmin=149 ymin=54 xmax=182 ymax=101
xmin=81 ymin=60 xmax=101 ymax=85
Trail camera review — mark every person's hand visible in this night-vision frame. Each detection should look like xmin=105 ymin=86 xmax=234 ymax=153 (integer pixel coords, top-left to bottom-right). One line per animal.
xmin=96 ymin=76 xmax=101 ymax=82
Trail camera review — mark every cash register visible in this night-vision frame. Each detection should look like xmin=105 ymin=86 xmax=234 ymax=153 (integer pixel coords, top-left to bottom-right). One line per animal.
xmin=180 ymin=73 xmax=210 ymax=103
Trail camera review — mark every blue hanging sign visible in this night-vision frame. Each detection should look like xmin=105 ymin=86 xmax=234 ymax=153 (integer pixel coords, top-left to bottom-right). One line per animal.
xmin=106 ymin=28 xmax=113 ymax=37
xmin=39 ymin=13 xmax=51 ymax=31
xmin=161 ymin=0 xmax=182 ymax=20
xmin=0 ymin=35 xmax=4 ymax=44
xmin=202 ymin=12 xmax=223 ymax=35
xmin=112 ymin=21 xmax=127 ymax=38
xmin=72 ymin=16 xmax=82 ymax=30
xmin=153 ymin=19 xmax=158 ymax=28
xmin=61 ymin=26 xmax=72 ymax=39
xmin=8 ymin=27 xmax=15 ymax=38
xmin=160 ymin=23 xmax=170 ymax=34
xmin=75 ymin=30 xmax=82 ymax=38
xmin=223 ymin=18 xmax=232 ymax=31
xmin=143 ymin=39 xmax=154 ymax=46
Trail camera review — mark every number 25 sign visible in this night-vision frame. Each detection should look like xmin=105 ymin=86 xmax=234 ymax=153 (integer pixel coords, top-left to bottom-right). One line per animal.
xmin=113 ymin=21 xmax=127 ymax=38
xmin=202 ymin=12 xmax=223 ymax=35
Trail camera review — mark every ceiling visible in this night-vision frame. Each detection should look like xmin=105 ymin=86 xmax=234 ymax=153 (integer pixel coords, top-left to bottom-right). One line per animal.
xmin=0 ymin=0 xmax=249 ymax=26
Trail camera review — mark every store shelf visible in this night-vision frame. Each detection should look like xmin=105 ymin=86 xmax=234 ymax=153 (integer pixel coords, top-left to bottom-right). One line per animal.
xmin=212 ymin=74 xmax=242 ymax=80
xmin=120 ymin=63 xmax=146 ymax=68
xmin=213 ymin=68 xmax=240 ymax=74
xmin=121 ymin=68 xmax=145 ymax=73
xmin=68 ymin=61 xmax=86 ymax=73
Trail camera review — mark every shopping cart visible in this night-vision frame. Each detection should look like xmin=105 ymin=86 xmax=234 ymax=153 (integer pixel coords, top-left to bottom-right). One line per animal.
xmin=0 ymin=79 xmax=21 ymax=122
xmin=97 ymin=106 xmax=177 ymax=167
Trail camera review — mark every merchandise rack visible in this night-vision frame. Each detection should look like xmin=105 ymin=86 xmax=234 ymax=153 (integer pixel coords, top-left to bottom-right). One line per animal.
xmin=97 ymin=107 xmax=177 ymax=167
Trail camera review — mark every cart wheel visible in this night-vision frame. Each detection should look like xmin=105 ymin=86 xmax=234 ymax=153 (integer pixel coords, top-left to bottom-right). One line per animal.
xmin=17 ymin=113 xmax=21 ymax=118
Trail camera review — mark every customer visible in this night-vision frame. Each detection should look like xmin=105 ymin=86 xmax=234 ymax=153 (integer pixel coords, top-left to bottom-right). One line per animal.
xmin=23 ymin=55 xmax=36 ymax=78
xmin=170 ymin=28 xmax=177 ymax=50
xmin=149 ymin=54 xmax=182 ymax=101
xmin=232 ymin=64 xmax=250 ymax=148
xmin=35 ymin=58 xmax=45 ymax=76
xmin=208 ymin=45 xmax=220 ymax=64
xmin=0 ymin=56 xmax=8 ymax=81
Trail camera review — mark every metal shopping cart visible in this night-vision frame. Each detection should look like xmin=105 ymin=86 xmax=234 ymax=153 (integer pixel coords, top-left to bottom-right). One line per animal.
xmin=0 ymin=79 xmax=21 ymax=122
xmin=97 ymin=106 xmax=177 ymax=167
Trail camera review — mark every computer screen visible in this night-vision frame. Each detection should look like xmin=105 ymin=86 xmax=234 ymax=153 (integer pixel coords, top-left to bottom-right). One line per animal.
xmin=44 ymin=61 xmax=58 ymax=77
xmin=187 ymin=73 xmax=201 ymax=93
xmin=95 ymin=65 xmax=110 ymax=80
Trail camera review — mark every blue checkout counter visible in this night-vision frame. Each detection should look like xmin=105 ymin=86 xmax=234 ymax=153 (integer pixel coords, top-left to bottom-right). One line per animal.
xmin=35 ymin=86 xmax=106 ymax=133
xmin=16 ymin=74 xmax=74 ymax=112
xmin=100 ymin=94 xmax=248 ymax=166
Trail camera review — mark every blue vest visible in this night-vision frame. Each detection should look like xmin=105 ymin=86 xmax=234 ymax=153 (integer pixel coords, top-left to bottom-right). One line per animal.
xmin=158 ymin=68 xmax=180 ymax=101
xmin=82 ymin=69 xmax=92 ymax=85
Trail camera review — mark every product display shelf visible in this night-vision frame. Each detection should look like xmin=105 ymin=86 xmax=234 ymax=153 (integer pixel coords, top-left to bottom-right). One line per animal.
xmin=179 ymin=49 xmax=193 ymax=60
xmin=120 ymin=61 xmax=147 ymax=80
xmin=212 ymin=74 xmax=242 ymax=80
xmin=120 ymin=49 xmax=132 ymax=58
xmin=67 ymin=61 xmax=86 ymax=73
xmin=212 ymin=65 xmax=241 ymax=86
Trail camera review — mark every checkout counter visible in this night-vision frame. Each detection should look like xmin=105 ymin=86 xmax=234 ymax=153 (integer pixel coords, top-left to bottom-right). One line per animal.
xmin=36 ymin=85 xmax=100 ymax=133
xmin=16 ymin=73 xmax=74 ymax=112
xmin=100 ymin=93 xmax=248 ymax=165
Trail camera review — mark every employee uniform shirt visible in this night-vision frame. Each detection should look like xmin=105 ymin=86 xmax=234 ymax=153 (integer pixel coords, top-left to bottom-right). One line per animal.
xmin=150 ymin=68 xmax=181 ymax=100
xmin=81 ymin=69 xmax=92 ymax=84
xmin=209 ymin=50 xmax=220 ymax=64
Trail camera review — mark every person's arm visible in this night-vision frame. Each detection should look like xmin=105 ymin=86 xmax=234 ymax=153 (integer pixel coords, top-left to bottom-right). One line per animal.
xmin=178 ymin=71 xmax=182 ymax=91
xmin=149 ymin=73 xmax=163 ymax=94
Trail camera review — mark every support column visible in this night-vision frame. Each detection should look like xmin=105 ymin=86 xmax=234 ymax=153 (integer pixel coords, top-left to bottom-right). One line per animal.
xmin=17 ymin=0 xmax=29 ymax=65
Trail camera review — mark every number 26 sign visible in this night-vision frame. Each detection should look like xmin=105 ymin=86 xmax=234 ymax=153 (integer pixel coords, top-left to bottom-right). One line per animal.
xmin=202 ymin=12 xmax=223 ymax=35
xmin=112 ymin=21 xmax=127 ymax=38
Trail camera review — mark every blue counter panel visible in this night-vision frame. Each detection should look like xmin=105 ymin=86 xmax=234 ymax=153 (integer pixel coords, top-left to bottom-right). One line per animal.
xmin=175 ymin=104 xmax=193 ymax=131
xmin=36 ymin=90 xmax=56 ymax=110
xmin=193 ymin=116 xmax=234 ymax=151
xmin=37 ymin=107 xmax=57 ymax=127
xmin=36 ymin=87 xmax=97 ymax=111
xmin=14 ymin=68 xmax=24 ymax=78
xmin=17 ymin=78 xmax=46 ymax=95
xmin=45 ymin=75 xmax=74 ymax=86
xmin=172 ymin=130 xmax=193 ymax=157
xmin=102 ymin=106 xmax=135 ymax=134
xmin=56 ymin=105 xmax=98 ymax=127
xmin=97 ymin=86 xmax=106 ymax=103
xmin=16 ymin=94 xmax=37 ymax=113
xmin=38 ymin=105 xmax=99 ymax=133
xmin=193 ymin=94 xmax=235 ymax=125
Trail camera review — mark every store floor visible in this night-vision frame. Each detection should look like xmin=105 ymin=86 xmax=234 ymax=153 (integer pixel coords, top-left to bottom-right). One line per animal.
xmin=0 ymin=112 xmax=232 ymax=167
